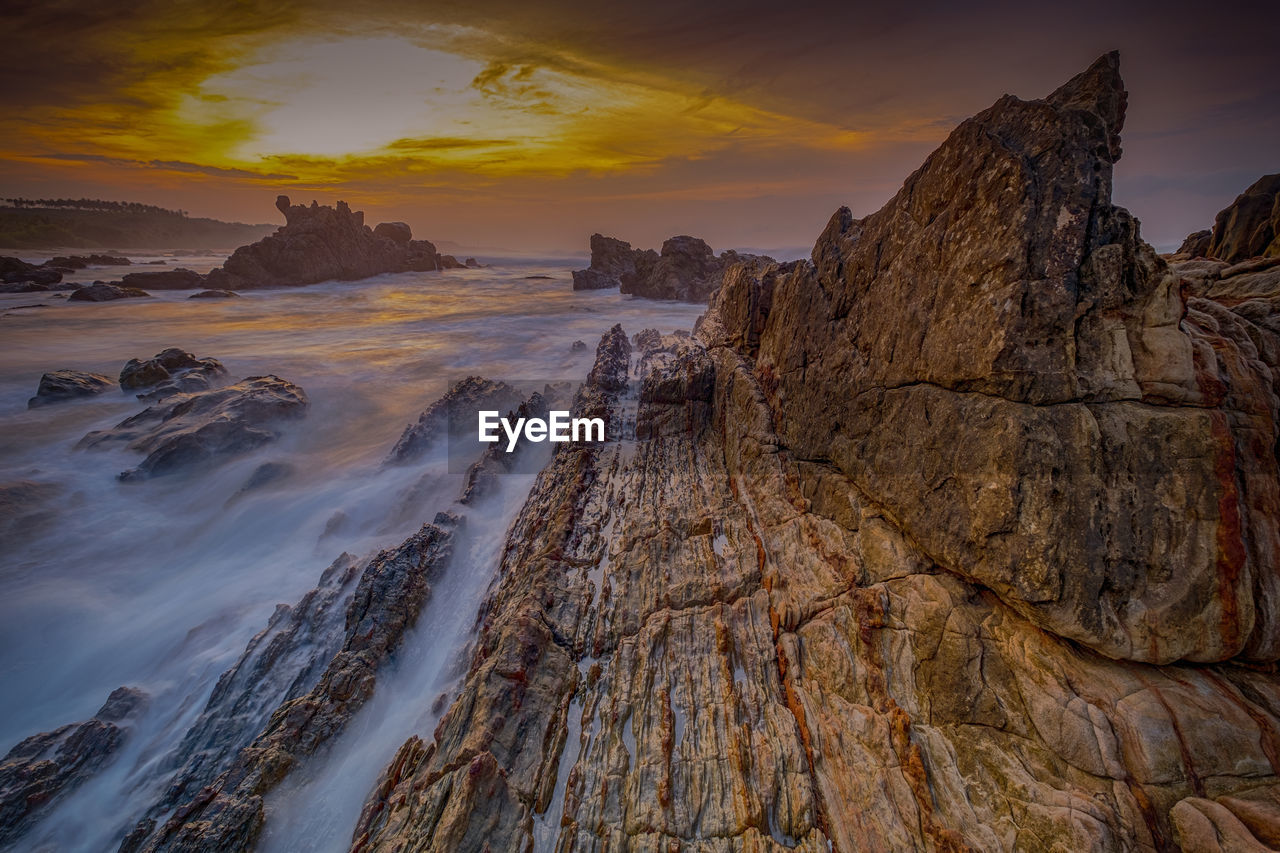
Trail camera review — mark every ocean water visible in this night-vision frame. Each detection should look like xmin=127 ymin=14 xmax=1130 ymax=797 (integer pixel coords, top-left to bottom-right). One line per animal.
xmin=0 ymin=259 xmax=704 ymax=851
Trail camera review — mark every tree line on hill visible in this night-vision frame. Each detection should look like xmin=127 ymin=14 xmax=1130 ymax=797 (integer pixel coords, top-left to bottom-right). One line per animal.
xmin=1 ymin=198 xmax=188 ymax=217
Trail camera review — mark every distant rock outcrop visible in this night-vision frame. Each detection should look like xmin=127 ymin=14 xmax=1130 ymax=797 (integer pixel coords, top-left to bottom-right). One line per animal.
xmin=198 ymin=196 xmax=444 ymax=290
xmin=572 ymin=233 xmax=774 ymax=301
xmin=112 ymin=196 xmax=452 ymax=292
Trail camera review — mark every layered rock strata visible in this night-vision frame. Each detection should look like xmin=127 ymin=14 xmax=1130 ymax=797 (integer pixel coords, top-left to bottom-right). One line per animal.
xmin=0 ymin=687 xmax=147 ymax=847
xmin=349 ymin=53 xmax=1280 ymax=853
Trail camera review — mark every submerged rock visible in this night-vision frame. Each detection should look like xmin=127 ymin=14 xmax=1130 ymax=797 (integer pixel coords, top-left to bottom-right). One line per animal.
xmin=78 ymin=375 xmax=308 ymax=480
xmin=188 ymin=289 xmax=239 ymax=299
xmin=67 ymin=282 xmax=150 ymax=302
xmin=0 ymin=687 xmax=146 ymax=847
xmin=28 ymin=370 xmax=114 ymax=408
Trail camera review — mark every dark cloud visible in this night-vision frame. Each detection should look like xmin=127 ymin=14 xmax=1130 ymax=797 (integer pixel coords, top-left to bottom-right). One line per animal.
xmin=1 ymin=0 xmax=1276 ymax=249
xmin=37 ymin=153 xmax=297 ymax=181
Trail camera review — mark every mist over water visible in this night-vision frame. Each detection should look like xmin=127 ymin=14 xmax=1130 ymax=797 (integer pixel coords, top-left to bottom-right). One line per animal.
xmin=0 ymin=259 xmax=704 ymax=851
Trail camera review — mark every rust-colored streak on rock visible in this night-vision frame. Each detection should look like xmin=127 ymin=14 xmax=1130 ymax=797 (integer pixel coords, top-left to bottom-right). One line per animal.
xmin=1210 ymin=410 xmax=1246 ymax=654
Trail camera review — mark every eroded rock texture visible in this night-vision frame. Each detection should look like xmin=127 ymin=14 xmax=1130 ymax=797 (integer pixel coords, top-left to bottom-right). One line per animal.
xmin=0 ymin=687 xmax=147 ymax=847
xmin=350 ymin=53 xmax=1280 ymax=853
xmin=127 ymin=520 xmax=456 ymax=853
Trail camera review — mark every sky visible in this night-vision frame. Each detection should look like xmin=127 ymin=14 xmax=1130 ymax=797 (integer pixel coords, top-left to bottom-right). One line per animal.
xmin=1 ymin=0 xmax=1277 ymax=254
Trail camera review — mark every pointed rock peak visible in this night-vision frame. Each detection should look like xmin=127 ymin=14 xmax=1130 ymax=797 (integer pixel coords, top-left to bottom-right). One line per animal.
xmin=1046 ymin=50 xmax=1126 ymax=162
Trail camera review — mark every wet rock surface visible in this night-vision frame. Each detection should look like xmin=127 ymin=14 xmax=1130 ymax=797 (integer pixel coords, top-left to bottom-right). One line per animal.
xmin=119 ymin=348 xmax=229 ymax=400
xmin=127 ymin=520 xmax=457 ymax=853
xmin=188 ymin=289 xmax=239 ymax=299
xmin=79 ymin=374 xmax=308 ymax=480
xmin=349 ymin=53 xmax=1280 ymax=853
xmin=0 ymin=687 xmax=147 ymax=847
xmin=28 ymin=369 xmax=115 ymax=407
xmin=386 ymin=376 xmax=525 ymax=465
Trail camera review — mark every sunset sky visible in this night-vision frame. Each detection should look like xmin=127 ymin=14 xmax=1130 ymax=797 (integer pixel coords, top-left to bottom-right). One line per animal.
xmin=1 ymin=0 xmax=1276 ymax=253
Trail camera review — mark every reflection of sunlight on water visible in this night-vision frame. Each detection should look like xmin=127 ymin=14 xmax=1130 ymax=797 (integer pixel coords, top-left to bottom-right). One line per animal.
xmin=0 ymin=260 xmax=705 ymax=852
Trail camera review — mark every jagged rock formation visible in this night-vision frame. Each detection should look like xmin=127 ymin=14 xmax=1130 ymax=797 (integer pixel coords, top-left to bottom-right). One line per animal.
xmin=112 ymin=373 xmax=568 ymax=853
xmin=79 ymin=374 xmax=308 ymax=480
xmin=198 ymin=196 xmax=444 ymax=290
xmin=572 ymin=234 xmax=640 ymax=291
xmin=128 ymin=520 xmax=456 ymax=853
xmin=572 ymin=233 xmax=774 ymax=302
xmin=349 ymin=53 xmax=1280 ymax=853
xmin=386 ymin=376 xmax=525 ymax=466
xmin=28 ymin=369 xmax=114 ymax=408
xmin=157 ymin=553 xmax=367 ymax=810
xmin=110 ymin=196 xmax=448 ymax=291
xmin=0 ymin=687 xmax=147 ymax=847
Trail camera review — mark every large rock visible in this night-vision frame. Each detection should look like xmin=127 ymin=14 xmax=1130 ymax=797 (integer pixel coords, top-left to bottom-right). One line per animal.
xmin=0 ymin=687 xmax=146 ymax=847
xmin=28 ymin=370 xmax=114 ymax=408
xmin=1205 ymin=173 xmax=1280 ymax=262
xmin=348 ymin=53 xmax=1280 ymax=853
xmin=78 ymin=375 xmax=308 ymax=480
xmin=709 ymin=50 xmax=1280 ymax=666
xmin=126 ymin=517 xmax=456 ymax=853
xmin=200 ymin=196 xmax=445 ymax=290
xmin=571 ymin=234 xmax=639 ymax=290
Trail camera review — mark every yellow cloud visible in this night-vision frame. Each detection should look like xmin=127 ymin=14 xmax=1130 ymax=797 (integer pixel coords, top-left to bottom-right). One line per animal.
xmin=6 ymin=19 xmax=895 ymax=190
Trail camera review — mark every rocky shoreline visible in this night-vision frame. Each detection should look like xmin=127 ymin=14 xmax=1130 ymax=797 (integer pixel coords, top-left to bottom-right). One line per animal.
xmin=2 ymin=51 xmax=1279 ymax=853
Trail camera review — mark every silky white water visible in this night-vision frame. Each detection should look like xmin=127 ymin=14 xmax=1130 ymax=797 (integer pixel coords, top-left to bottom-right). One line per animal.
xmin=0 ymin=258 xmax=704 ymax=851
